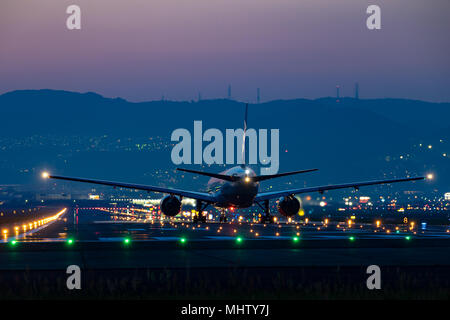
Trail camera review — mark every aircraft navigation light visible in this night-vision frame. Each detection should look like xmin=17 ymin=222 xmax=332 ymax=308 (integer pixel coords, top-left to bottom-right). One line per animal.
xmin=42 ymin=171 xmax=50 ymax=179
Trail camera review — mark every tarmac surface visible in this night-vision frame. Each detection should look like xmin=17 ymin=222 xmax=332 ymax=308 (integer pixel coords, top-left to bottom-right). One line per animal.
xmin=1 ymin=207 xmax=450 ymax=271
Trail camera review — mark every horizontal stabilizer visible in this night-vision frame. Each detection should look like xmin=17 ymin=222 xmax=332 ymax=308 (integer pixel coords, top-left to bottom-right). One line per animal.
xmin=254 ymin=168 xmax=318 ymax=182
xmin=177 ymin=168 xmax=239 ymax=182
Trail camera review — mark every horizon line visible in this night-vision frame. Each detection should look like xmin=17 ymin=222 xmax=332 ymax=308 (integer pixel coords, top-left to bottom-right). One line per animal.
xmin=1 ymin=88 xmax=449 ymax=105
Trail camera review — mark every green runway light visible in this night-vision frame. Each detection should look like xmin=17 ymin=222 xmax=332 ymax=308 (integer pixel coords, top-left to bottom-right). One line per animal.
xmin=396 ymin=230 xmax=400 ymax=234
xmin=236 ymin=237 xmax=243 ymax=243
xmin=180 ymin=237 xmax=187 ymax=244
xmin=67 ymin=238 xmax=74 ymax=245
xmin=10 ymin=240 xmax=17 ymax=246
xmin=292 ymin=237 xmax=300 ymax=242
xmin=405 ymin=236 xmax=411 ymax=240
xmin=123 ymin=238 xmax=131 ymax=244
xmin=349 ymin=236 xmax=355 ymax=241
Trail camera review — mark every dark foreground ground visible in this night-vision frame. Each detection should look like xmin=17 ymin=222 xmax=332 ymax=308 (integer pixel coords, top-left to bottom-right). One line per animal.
xmin=0 ymin=208 xmax=449 ymax=299
xmin=1 ymin=266 xmax=449 ymax=300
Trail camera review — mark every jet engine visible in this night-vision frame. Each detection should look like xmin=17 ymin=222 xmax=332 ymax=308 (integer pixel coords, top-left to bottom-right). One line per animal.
xmin=160 ymin=195 xmax=182 ymax=217
xmin=277 ymin=195 xmax=301 ymax=217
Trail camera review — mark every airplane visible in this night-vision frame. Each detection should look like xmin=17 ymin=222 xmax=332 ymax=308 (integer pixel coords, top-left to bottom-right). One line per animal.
xmin=41 ymin=104 xmax=431 ymax=223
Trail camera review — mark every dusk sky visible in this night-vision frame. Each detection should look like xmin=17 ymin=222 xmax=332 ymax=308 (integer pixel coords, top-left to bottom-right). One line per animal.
xmin=1 ymin=0 xmax=449 ymax=102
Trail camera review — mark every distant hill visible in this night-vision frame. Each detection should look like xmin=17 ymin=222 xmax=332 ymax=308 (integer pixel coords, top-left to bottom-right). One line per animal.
xmin=1 ymin=89 xmax=449 ymax=136
xmin=0 ymin=89 xmax=447 ymax=193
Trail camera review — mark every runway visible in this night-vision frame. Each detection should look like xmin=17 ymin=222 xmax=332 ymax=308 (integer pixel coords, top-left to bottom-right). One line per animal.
xmin=1 ymin=208 xmax=450 ymax=271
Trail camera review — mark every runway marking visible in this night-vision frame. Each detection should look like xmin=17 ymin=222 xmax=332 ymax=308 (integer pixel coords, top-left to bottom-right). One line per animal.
xmin=151 ymin=237 xmax=185 ymax=241
xmin=205 ymin=236 xmax=239 ymax=240
xmin=15 ymin=238 xmax=67 ymax=243
xmin=98 ymin=237 xmax=128 ymax=242
xmin=258 ymin=236 xmax=294 ymax=240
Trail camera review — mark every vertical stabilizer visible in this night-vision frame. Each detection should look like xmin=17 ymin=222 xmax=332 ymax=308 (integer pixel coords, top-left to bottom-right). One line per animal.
xmin=241 ymin=103 xmax=248 ymax=167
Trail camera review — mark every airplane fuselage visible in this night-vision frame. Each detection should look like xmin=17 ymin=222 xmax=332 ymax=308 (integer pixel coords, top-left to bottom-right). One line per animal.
xmin=208 ymin=166 xmax=259 ymax=208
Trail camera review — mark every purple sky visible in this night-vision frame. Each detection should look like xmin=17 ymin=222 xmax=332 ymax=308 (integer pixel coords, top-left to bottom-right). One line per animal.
xmin=1 ymin=0 xmax=449 ymax=102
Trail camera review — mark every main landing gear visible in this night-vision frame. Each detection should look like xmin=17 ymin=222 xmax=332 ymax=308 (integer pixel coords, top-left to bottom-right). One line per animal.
xmin=193 ymin=200 xmax=208 ymax=223
xmin=258 ymin=200 xmax=273 ymax=224
xmin=219 ymin=209 xmax=228 ymax=223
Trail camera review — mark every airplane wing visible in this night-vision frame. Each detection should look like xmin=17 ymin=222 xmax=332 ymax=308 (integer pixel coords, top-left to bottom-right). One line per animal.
xmin=44 ymin=174 xmax=215 ymax=203
xmin=254 ymin=176 xmax=425 ymax=202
